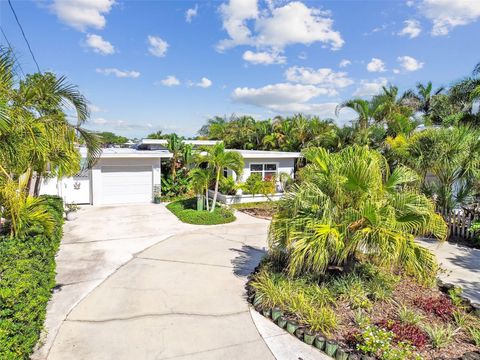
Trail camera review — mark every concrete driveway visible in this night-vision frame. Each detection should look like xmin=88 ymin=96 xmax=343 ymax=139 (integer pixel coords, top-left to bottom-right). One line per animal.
xmin=35 ymin=204 xmax=275 ymax=360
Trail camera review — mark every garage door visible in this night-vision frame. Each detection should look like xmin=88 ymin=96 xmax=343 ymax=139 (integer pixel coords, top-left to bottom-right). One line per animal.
xmin=101 ymin=166 xmax=153 ymax=204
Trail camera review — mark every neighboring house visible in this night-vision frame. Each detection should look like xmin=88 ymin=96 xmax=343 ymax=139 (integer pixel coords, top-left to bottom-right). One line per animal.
xmin=40 ymin=140 xmax=300 ymax=206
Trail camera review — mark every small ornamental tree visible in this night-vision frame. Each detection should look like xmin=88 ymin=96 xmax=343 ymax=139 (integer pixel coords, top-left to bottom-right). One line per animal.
xmin=269 ymin=145 xmax=447 ymax=284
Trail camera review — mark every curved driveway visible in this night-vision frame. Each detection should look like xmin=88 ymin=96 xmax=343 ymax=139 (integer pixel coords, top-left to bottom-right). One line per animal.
xmin=43 ymin=205 xmax=275 ymax=360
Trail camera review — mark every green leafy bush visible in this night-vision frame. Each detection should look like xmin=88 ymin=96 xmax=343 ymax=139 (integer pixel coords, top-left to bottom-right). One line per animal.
xmin=166 ymin=197 xmax=235 ymax=225
xmin=250 ymin=270 xmax=338 ymax=334
xmin=0 ymin=195 xmax=64 ymax=359
xmin=219 ymin=176 xmax=237 ymax=195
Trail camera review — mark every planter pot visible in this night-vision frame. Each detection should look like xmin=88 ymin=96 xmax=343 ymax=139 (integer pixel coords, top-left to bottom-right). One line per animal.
xmin=314 ymin=336 xmax=326 ymax=350
xmin=271 ymin=308 xmax=283 ymax=322
xmin=336 ymin=349 xmax=349 ymax=360
xmin=325 ymin=341 xmax=338 ymax=357
xmin=348 ymin=353 xmax=362 ymax=360
xmin=262 ymin=308 xmax=272 ymax=318
xmin=303 ymin=332 xmax=316 ymax=345
xmin=253 ymin=294 xmax=262 ymax=307
xmin=66 ymin=212 xmax=78 ymax=221
xmin=294 ymin=328 xmax=304 ymax=340
xmin=286 ymin=321 xmax=299 ymax=335
xmin=277 ymin=316 xmax=288 ymax=329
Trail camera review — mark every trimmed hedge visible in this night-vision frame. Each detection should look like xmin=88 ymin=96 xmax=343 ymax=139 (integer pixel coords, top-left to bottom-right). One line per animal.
xmin=0 ymin=195 xmax=64 ymax=359
xmin=167 ymin=197 xmax=236 ymax=225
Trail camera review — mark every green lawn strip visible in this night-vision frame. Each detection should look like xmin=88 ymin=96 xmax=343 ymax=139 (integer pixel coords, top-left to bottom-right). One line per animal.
xmin=166 ymin=197 xmax=235 ymax=225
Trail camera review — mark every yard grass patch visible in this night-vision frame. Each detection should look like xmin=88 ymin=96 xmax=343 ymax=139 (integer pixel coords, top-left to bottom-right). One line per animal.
xmin=166 ymin=197 xmax=235 ymax=225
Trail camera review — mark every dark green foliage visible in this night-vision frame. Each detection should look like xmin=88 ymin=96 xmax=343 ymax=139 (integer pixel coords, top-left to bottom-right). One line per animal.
xmin=97 ymin=131 xmax=129 ymax=146
xmin=167 ymin=197 xmax=235 ymax=225
xmin=0 ymin=195 xmax=64 ymax=359
xmin=161 ymin=169 xmax=191 ymax=200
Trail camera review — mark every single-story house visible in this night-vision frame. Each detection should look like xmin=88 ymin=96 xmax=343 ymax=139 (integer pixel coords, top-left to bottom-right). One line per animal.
xmin=40 ymin=140 xmax=301 ymax=206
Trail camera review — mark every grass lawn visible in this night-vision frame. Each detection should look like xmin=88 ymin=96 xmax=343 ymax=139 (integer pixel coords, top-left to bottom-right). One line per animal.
xmin=166 ymin=197 xmax=236 ymax=225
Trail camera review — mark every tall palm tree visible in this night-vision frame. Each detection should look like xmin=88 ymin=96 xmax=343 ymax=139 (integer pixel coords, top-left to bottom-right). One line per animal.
xmin=203 ymin=143 xmax=244 ymax=212
xmin=0 ymin=49 xmax=100 ymax=195
xmin=336 ymin=99 xmax=377 ymax=130
xmin=269 ymin=145 xmax=446 ymax=283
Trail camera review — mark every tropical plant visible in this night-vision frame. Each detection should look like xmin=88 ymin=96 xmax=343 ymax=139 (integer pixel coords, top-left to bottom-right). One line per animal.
xmin=336 ymin=98 xmax=378 ymax=130
xmin=389 ymin=126 xmax=480 ymax=214
xmin=166 ymin=133 xmax=185 ymax=180
xmin=269 ymin=145 xmax=447 ymax=283
xmin=424 ymin=323 xmax=459 ymax=348
xmin=202 ymin=143 xmax=244 ymax=212
xmin=189 ymin=168 xmax=213 ymax=211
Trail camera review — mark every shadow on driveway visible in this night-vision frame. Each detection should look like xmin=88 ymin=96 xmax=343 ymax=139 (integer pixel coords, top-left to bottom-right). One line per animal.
xmin=231 ymin=245 xmax=267 ymax=277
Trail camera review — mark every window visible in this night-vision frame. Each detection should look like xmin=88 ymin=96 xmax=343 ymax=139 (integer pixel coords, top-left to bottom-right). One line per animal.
xmin=250 ymin=163 xmax=277 ymax=180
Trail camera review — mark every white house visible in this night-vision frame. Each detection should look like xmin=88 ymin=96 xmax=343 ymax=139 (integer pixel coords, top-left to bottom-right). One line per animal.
xmin=40 ymin=140 xmax=300 ymax=206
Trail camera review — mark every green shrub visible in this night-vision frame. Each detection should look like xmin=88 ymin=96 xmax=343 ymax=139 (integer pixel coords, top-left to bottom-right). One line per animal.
xmin=250 ymin=270 xmax=337 ymax=334
xmin=0 ymin=195 xmax=64 ymax=359
xmin=166 ymin=197 xmax=235 ymax=225
xmin=469 ymin=326 xmax=480 ymax=346
xmin=424 ymin=323 xmax=459 ymax=348
xmin=218 ymin=176 xmax=237 ymax=195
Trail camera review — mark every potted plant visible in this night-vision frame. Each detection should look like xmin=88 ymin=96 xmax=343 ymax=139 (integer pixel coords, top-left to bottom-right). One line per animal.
xmin=65 ymin=203 xmax=79 ymax=221
xmin=153 ymin=189 xmax=162 ymax=204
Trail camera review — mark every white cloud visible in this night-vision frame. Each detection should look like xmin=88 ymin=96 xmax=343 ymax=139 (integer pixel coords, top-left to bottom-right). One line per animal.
xmin=232 ymin=83 xmax=337 ymax=113
xmin=96 ymin=68 xmax=140 ymax=78
xmin=85 ymin=34 xmax=115 ymax=55
xmin=50 ymin=0 xmax=115 ymax=31
xmin=398 ymin=19 xmax=422 ymax=38
xmin=353 ymin=78 xmax=388 ymax=97
xmin=242 ymin=50 xmax=286 ymax=65
xmin=217 ymin=0 xmax=343 ymax=52
xmin=397 ymin=55 xmax=424 ymax=71
xmin=285 ymin=66 xmax=353 ymax=88
xmin=189 ymin=77 xmax=212 ymax=88
xmin=366 ymin=58 xmax=386 ymax=72
xmin=91 ymin=117 xmax=153 ymax=130
xmin=88 ymin=104 xmax=102 ymax=113
xmin=186 ymin=4 xmax=198 ymax=22
xmin=339 ymin=59 xmax=351 ymax=68
xmin=147 ymin=35 xmax=169 ymax=57
xmin=419 ymin=0 xmax=480 ymax=36
xmin=160 ymin=75 xmax=181 ymax=87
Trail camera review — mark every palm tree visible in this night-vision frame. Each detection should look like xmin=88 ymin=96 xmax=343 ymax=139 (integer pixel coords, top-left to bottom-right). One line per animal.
xmin=389 ymin=126 xmax=480 ymax=214
xmin=402 ymin=82 xmax=444 ymax=123
xmin=189 ymin=168 xmax=212 ymax=211
xmin=269 ymin=145 xmax=447 ymax=283
xmin=336 ymin=99 xmax=377 ymax=130
xmin=0 ymin=49 xmax=100 ymax=196
xmin=166 ymin=133 xmax=184 ymax=180
xmin=203 ymin=143 xmax=244 ymax=212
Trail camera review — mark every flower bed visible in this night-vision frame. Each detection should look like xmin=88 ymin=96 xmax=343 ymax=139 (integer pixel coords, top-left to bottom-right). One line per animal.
xmin=247 ymin=260 xmax=480 ymax=360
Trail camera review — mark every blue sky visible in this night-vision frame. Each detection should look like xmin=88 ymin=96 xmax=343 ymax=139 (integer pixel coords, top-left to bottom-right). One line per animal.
xmin=2 ymin=0 xmax=479 ymax=138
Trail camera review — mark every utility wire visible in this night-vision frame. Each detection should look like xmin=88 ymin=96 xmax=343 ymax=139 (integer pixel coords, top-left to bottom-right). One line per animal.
xmin=0 ymin=25 xmax=26 ymax=77
xmin=7 ymin=0 xmax=41 ymax=73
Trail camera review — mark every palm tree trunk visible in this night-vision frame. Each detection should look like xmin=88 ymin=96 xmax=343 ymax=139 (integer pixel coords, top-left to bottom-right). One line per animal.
xmin=33 ymin=172 xmax=42 ymax=197
xmin=210 ymin=169 xmax=220 ymax=212
xmin=205 ymin=187 xmax=209 ymax=211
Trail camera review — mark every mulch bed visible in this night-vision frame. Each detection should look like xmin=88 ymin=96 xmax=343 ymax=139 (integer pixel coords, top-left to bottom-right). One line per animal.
xmin=329 ymin=278 xmax=479 ymax=359
xmin=238 ymin=207 xmax=275 ymax=220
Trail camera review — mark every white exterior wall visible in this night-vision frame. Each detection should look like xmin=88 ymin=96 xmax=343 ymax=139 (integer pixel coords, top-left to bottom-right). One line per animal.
xmin=39 ymin=175 xmax=90 ymax=204
xmin=91 ymin=157 xmax=161 ymax=205
xmin=235 ymin=157 xmax=296 ymax=182
xmin=208 ymin=189 xmax=283 ymax=205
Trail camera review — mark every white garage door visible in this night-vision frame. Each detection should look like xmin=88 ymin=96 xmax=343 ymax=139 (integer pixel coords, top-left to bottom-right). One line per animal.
xmin=101 ymin=166 xmax=153 ymax=204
